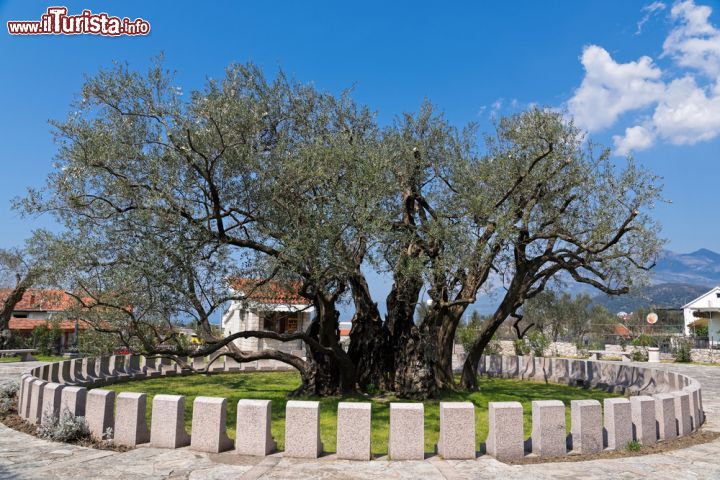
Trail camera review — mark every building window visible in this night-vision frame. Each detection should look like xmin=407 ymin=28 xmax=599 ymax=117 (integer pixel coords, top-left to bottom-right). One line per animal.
xmin=263 ymin=312 xmax=300 ymax=334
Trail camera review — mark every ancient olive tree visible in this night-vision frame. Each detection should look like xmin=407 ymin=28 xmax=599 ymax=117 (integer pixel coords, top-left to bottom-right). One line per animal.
xmin=21 ymin=60 xmax=662 ymax=398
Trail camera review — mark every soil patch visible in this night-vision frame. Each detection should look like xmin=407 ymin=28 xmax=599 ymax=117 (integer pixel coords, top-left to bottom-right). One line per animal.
xmin=0 ymin=400 xmax=129 ymax=452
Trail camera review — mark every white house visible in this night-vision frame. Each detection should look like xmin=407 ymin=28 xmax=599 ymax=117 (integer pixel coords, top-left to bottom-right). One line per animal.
xmin=682 ymin=286 xmax=720 ymax=338
xmin=221 ymin=279 xmax=315 ymax=353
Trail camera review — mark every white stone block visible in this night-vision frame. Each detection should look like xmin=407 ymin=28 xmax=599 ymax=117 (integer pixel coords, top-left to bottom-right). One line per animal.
xmin=284 ymin=400 xmax=322 ymax=458
xmin=150 ymin=394 xmax=191 ymax=448
xmin=388 ymin=403 xmax=424 ymax=460
xmin=236 ymin=399 xmax=276 ymax=456
xmin=336 ymin=402 xmax=372 ymax=460
xmin=437 ymin=402 xmax=475 ymax=459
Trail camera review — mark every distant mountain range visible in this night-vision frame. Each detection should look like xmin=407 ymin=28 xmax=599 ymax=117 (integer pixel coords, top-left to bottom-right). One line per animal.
xmin=592 ymin=248 xmax=720 ymax=312
xmin=652 ymin=248 xmax=720 ymax=286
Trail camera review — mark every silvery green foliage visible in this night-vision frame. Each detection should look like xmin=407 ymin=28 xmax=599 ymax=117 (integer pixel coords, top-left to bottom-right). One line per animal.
xmin=0 ymin=397 xmax=12 ymax=413
xmin=37 ymin=409 xmax=90 ymax=442
xmin=0 ymin=380 xmax=19 ymax=399
xmin=102 ymin=427 xmax=113 ymax=441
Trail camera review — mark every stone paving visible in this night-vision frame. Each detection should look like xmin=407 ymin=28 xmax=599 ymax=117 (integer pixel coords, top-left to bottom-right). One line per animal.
xmin=1 ymin=362 xmax=720 ymax=479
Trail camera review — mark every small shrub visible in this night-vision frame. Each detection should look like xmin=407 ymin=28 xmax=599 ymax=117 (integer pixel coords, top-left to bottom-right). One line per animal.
xmin=631 ymin=334 xmax=657 ymax=348
xmin=527 ymin=330 xmax=550 ymax=357
xmin=631 ymin=350 xmax=648 ymax=362
xmin=0 ymin=397 xmax=13 ymax=414
xmin=626 ymin=440 xmax=642 ymax=452
xmin=37 ymin=409 xmax=91 ymax=442
xmin=0 ymin=380 xmax=19 ymax=399
xmin=0 ymin=380 xmax=18 ymax=413
xmin=103 ymin=427 xmax=114 ymax=441
xmin=365 ymin=383 xmax=378 ymax=395
xmin=674 ymin=338 xmax=693 ymax=363
xmin=485 ymin=339 xmax=502 ymax=355
xmin=513 ymin=338 xmax=531 ymax=356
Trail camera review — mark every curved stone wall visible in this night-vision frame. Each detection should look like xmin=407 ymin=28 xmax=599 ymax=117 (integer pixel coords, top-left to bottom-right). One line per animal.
xmin=15 ymin=354 xmax=704 ymax=461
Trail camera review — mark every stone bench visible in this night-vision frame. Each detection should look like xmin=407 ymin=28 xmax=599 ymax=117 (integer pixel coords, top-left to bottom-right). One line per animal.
xmin=587 ymin=350 xmax=632 ymax=362
xmin=0 ymin=349 xmax=38 ymax=361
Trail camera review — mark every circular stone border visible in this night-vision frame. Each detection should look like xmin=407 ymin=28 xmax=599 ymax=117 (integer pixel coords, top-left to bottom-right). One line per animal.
xmin=14 ymin=353 xmax=705 ymax=462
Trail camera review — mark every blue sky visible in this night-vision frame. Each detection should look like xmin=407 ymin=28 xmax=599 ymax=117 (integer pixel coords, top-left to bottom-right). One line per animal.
xmin=1 ymin=1 xmax=718 ymax=257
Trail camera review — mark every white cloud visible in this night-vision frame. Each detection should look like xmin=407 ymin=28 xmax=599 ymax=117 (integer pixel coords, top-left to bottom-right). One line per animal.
xmin=653 ymin=76 xmax=720 ymax=143
xmin=663 ymin=0 xmax=720 ymax=77
xmin=613 ymin=125 xmax=656 ymax=155
xmin=636 ymin=2 xmax=666 ymax=35
xmin=568 ymin=46 xmax=664 ymax=131
xmin=569 ymin=0 xmax=720 ymax=156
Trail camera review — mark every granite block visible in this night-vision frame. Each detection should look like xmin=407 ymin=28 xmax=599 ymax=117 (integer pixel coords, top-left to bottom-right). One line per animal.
xmin=60 ymin=386 xmax=87 ymax=417
xmin=115 ymin=392 xmax=150 ymax=447
xmin=284 ymin=400 xmax=322 ymax=458
xmin=28 ymin=379 xmax=47 ymax=424
xmin=486 ymin=401 xmax=524 ymax=461
xmin=40 ymin=382 xmax=64 ymax=425
xmin=336 ymin=402 xmax=372 ymax=460
xmin=531 ymin=400 xmax=566 ymax=457
xmin=389 ymin=403 xmax=424 ymax=460
xmin=604 ymin=398 xmax=632 ymax=450
xmin=570 ymin=399 xmax=602 ymax=454
xmin=654 ymin=393 xmax=677 ymax=440
xmin=673 ymin=391 xmax=691 ymax=436
xmin=86 ymin=389 xmax=115 ymax=440
xmin=190 ymin=397 xmax=233 ymax=453
xmin=236 ymin=399 xmax=276 ymax=456
xmin=437 ymin=402 xmax=475 ymax=459
xmin=631 ymin=395 xmax=656 ymax=445
xmin=150 ymin=394 xmax=191 ymax=448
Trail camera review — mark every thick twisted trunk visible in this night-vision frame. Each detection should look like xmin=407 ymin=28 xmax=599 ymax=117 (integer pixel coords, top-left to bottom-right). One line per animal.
xmin=386 ymin=273 xmax=438 ymax=398
xmin=432 ymin=308 xmax=464 ymax=389
xmin=392 ymin=322 xmax=437 ymax=398
xmin=347 ymin=273 xmax=392 ymax=390
xmin=303 ymin=295 xmax=357 ymax=394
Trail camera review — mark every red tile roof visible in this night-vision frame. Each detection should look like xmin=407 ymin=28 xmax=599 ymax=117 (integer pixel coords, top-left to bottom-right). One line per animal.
xmin=0 ymin=289 xmax=79 ymax=312
xmin=613 ymin=323 xmax=631 ymax=336
xmin=230 ymin=279 xmax=311 ymax=305
xmin=8 ymin=317 xmax=91 ymax=332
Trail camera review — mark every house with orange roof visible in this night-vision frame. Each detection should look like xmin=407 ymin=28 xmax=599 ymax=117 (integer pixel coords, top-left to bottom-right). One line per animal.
xmin=221 ymin=279 xmax=315 ymax=353
xmin=1 ymin=289 xmax=90 ymax=350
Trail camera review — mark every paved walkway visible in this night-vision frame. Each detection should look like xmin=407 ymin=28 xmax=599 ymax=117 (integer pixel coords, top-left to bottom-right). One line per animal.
xmin=1 ymin=362 xmax=720 ymax=479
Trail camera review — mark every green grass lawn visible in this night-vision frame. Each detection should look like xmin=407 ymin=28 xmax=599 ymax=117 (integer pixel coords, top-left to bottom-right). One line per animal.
xmin=0 ymin=354 xmax=66 ymax=363
xmin=103 ymin=371 xmax=621 ymax=455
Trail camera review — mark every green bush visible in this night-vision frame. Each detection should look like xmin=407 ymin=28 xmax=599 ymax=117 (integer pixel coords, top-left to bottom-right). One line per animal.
xmin=30 ymin=321 xmax=62 ymax=355
xmin=37 ymin=409 xmax=91 ymax=442
xmin=527 ymin=330 xmax=550 ymax=357
xmin=674 ymin=338 xmax=693 ymax=363
xmin=0 ymin=380 xmax=19 ymax=414
xmin=631 ymin=350 xmax=648 ymax=362
xmin=626 ymin=440 xmax=642 ymax=452
xmin=694 ymin=325 xmax=709 ymax=337
xmin=513 ymin=338 xmax=531 ymax=356
xmin=485 ymin=339 xmax=502 ymax=355
xmin=631 ymin=334 xmax=657 ymax=348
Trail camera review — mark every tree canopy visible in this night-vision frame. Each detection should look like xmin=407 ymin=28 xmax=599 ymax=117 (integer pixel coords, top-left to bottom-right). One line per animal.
xmin=19 ymin=60 xmax=663 ymax=397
